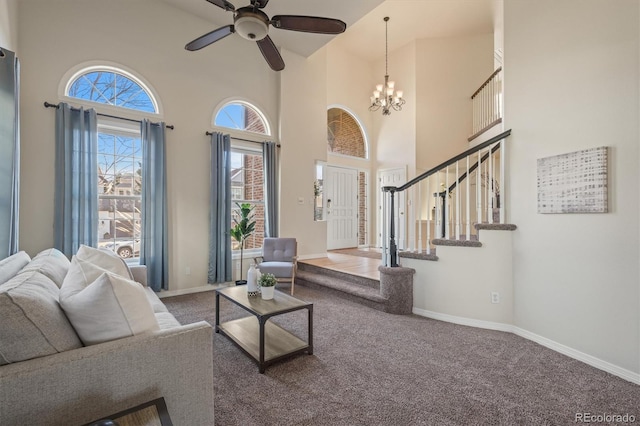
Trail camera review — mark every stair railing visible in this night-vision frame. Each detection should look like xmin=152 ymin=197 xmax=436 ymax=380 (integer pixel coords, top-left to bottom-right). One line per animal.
xmin=469 ymin=67 xmax=503 ymax=141
xmin=381 ymin=129 xmax=511 ymax=267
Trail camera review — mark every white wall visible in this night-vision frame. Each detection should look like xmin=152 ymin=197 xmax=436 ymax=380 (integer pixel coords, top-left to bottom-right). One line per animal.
xmin=415 ymin=33 xmax=494 ymax=171
xmin=17 ymin=0 xmax=278 ymax=291
xmin=278 ymin=47 xmax=328 ymax=258
xmin=0 ymin=0 xmax=18 ymax=52
xmin=406 ymin=230 xmax=513 ymax=325
xmin=505 ymin=0 xmax=640 ymax=375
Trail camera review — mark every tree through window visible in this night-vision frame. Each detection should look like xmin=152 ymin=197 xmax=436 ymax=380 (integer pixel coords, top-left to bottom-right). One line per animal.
xmin=66 ymin=66 xmax=159 ymax=259
xmin=214 ymin=100 xmax=271 ymax=252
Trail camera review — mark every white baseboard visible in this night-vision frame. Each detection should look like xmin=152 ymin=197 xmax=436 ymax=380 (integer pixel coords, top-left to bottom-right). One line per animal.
xmin=157 ymin=283 xmax=227 ymax=299
xmin=512 ymin=327 xmax=640 ymax=385
xmin=413 ymin=307 xmax=514 ymax=333
xmin=412 ymin=308 xmax=640 ymax=385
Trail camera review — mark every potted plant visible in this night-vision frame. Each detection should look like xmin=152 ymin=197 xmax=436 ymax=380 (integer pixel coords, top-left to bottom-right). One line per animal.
xmin=230 ymin=202 xmax=256 ymax=285
xmin=258 ymin=273 xmax=277 ymax=300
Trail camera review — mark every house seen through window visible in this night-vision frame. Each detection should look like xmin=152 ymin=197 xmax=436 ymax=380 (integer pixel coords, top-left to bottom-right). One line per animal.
xmin=67 ymin=67 xmax=159 ymax=259
xmin=215 ymin=101 xmax=271 ymax=252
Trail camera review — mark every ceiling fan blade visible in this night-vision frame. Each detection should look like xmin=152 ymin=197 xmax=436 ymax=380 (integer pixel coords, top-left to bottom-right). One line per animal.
xmin=271 ymin=15 xmax=347 ymax=34
xmin=250 ymin=0 xmax=269 ymax=8
xmin=206 ymin=0 xmax=235 ymax=11
xmin=256 ymin=36 xmax=285 ymax=71
xmin=185 ymin=25 xmax=235 ymax=51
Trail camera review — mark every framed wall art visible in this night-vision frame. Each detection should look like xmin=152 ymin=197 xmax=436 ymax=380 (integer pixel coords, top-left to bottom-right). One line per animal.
xmin=537 ymin=146 xmax=608 ymax=214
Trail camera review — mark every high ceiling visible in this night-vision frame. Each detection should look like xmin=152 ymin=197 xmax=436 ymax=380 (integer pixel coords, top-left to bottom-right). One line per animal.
xmin=162 ymin=0 xmax=496 ymax=63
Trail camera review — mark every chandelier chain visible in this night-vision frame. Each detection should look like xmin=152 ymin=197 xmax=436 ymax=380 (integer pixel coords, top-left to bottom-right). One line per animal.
xmin=385 ymin=17 xmax=388 ymax=76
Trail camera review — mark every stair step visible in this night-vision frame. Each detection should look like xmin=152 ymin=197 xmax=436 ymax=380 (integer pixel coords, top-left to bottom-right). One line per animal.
xmin=297 ymin=262 xmax=379 ymax=290
xmin=296 ymin=270 xmax=385 ymax=303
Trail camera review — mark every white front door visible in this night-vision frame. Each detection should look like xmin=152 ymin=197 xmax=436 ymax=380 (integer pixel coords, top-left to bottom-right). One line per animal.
xmin=377 ymin=167 xmax=407 ymax=249
xmin=325 ymin=166 xmax=358 ymax=250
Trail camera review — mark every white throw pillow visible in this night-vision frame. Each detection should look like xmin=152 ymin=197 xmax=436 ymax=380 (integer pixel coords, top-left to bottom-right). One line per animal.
xmin=76 ymin=244 xmax=133 ymax=280
xmin=60 ymin=257 xmax=159 ymax=346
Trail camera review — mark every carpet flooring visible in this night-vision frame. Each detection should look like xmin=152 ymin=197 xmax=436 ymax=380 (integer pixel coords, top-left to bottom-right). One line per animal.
xmin=163 ymin=286 xmax=639 ymax=426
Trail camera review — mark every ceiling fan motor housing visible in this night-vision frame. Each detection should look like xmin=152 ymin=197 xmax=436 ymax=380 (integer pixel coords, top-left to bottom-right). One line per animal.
xmin=234 ymin=7 xmax=269 ymax=40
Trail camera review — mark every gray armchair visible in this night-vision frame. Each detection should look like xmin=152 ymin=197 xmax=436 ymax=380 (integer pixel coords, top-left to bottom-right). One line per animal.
xmin=255 ymin=238 xmax=298 ymax=295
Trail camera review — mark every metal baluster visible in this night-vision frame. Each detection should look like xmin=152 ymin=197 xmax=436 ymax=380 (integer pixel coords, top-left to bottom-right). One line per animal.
xmin=417 ymin=181 xmax=422 ymax=253
xmin=466 ymin=155 xmax=471 ymax=239
xmin=500 ymin=139 xmax=505 ymax=224
xmin=426 ymin=176 xmax=431 ymax=254
xmin=455 ymin=160 xmax=460 ymax=240
xmin=476 ymin=150 xmax=482 ymax=225
xmin=444 ymin=166 xmax=450 ymax=239
xmin=435 ymin=171 xmax=441 ymax=238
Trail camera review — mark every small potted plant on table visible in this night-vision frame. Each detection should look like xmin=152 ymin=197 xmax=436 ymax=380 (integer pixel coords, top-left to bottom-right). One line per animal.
xmin=258 ymin=273 xmax=277 ymax=300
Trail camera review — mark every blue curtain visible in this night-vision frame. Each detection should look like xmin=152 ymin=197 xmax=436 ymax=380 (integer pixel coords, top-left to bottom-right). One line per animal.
xmin=54 ymin=103 xmax=98 ymax=257
xmin=263 ymin=141 xmax=278 ymax=237
xmin=141 ymin=119 xmax=169 ymax=291
xmin=208 ymin=132 xmax=232 ymax=283
xmin=0 ymin=48 xmax=20 ymax=257
xmin=9 ymin=56 xmax=19 ymax=256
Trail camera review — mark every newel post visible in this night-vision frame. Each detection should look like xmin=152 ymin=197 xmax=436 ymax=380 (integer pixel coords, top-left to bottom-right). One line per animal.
xmin=383 ymin=186 xmax=399 ymax=267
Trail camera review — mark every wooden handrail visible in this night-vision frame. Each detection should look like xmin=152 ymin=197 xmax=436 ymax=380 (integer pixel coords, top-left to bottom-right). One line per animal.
xmin=470 ymin=67 xmax=502 ymax=99
xmin=393 ymin=129 xmax=511 ymax=193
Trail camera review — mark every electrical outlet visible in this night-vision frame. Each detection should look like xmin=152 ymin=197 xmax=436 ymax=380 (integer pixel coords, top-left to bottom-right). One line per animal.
xmin=185 ymin=266 xmax=191 ymax=275
xmin=491 ymin=292 xmax=500 ymax=304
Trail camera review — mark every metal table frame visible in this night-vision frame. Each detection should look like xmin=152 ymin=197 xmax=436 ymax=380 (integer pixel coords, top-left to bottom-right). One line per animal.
xmin=215 ymin=286 xmax=313 ymax=373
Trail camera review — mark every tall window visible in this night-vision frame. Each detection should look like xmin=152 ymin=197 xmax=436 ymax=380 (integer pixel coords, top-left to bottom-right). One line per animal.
xmin=215 ymin=101 xmax=271 ymax=252
xmin=66 ymin=67 xmax=159 ymax=258
xmin=231 ymin=149 xmax=264 ymax=250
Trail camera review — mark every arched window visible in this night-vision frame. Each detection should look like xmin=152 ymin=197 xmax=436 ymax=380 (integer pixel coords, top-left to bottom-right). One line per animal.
xmin=66 ymin=67 xmax=158 ymax=114
xmin=215 ymin=101 xmax=270 ymax=135
xmin=327 ymin=107 xmax=367 ymax=159
xmin=213 ymin=100 xmax=273 ymax=254
xmin=62 ymin=65 xmax=161 ymax=259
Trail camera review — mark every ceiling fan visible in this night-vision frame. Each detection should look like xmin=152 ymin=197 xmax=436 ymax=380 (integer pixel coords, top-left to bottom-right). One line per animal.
xmin=185 ymin=0 xmax=347 ymax=71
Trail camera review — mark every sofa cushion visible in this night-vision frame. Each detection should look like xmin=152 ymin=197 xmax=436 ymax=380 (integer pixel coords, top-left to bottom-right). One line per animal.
xmin=0 ymin=251 xmax=31 ymax=286
xmin=16 ymin=248 xmax=69 ymax=288
xmin=76 ymin=244 xmax=133 ymax=280
xmin=155 ymin=311 xmax=181 ymax=330
xmin=0 ymin=271 xmax=82 ymax=365
xmin=145 ymin=287 xmax=168 ymax=313
xmin=60 ymin=257 xmax=159 ymax=346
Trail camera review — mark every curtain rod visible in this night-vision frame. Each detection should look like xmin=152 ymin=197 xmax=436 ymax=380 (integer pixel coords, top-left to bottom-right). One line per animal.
xmin=205 ymin=131 xmax=280 ymax=147
xmin=44 ymin=101 xmax=174 ymax=130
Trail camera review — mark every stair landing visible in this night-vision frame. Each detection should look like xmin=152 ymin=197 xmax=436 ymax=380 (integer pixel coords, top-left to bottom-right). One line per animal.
xmin=298 ymin=252 xmax=381 ymax=280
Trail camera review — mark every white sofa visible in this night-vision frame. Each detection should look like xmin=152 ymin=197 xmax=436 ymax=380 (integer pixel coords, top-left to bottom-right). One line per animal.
xmin=0 ymin=248 xmax=214 ymax=426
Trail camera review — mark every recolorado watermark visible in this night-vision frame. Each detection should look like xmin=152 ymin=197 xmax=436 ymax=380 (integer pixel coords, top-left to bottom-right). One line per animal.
xmin=575 ymin=413 xmax=636 ymax=423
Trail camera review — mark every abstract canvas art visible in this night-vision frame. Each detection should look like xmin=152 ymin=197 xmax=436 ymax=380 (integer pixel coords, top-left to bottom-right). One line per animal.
xmin=537 ymin=146 xmax=608 ymax=214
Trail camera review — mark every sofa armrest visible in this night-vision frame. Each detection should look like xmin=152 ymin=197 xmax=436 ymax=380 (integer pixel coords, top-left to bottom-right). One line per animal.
xmin=129 ymin=264 xmax=148 ymax=287
xmin=0 ymin=321 xmax=214 ymax=426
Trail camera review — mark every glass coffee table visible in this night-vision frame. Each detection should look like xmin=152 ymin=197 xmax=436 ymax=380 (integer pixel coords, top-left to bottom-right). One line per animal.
xmin=215 ymin=286 xmax=313 ymax=373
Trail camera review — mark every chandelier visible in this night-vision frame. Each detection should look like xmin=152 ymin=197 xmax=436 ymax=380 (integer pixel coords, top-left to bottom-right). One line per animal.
xmin=369 ymin=17 xmax=405 ymax=116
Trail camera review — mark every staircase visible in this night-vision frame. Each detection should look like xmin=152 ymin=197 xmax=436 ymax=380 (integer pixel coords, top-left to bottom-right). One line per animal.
xmin=296 ymin=258 xmax=415 ymax=314
xmin=297 ymin=68 xmax=512 ymax=318
xmin=296 ymin=262 xmax=387 ymax=311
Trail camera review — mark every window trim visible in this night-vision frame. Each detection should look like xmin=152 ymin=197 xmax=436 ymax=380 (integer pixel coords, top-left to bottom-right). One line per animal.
xmin=96 ymin=120 xmax=144 ymax=261
xmin=59 ymin=60 xmax=163 ymax=119
xmin=212 ymin=97 xmax=274 ymax=140
xmin=230 ymin=145 xmax=265 ymax=255
xmin=327 ymin=104 xmax=370 ymax=160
